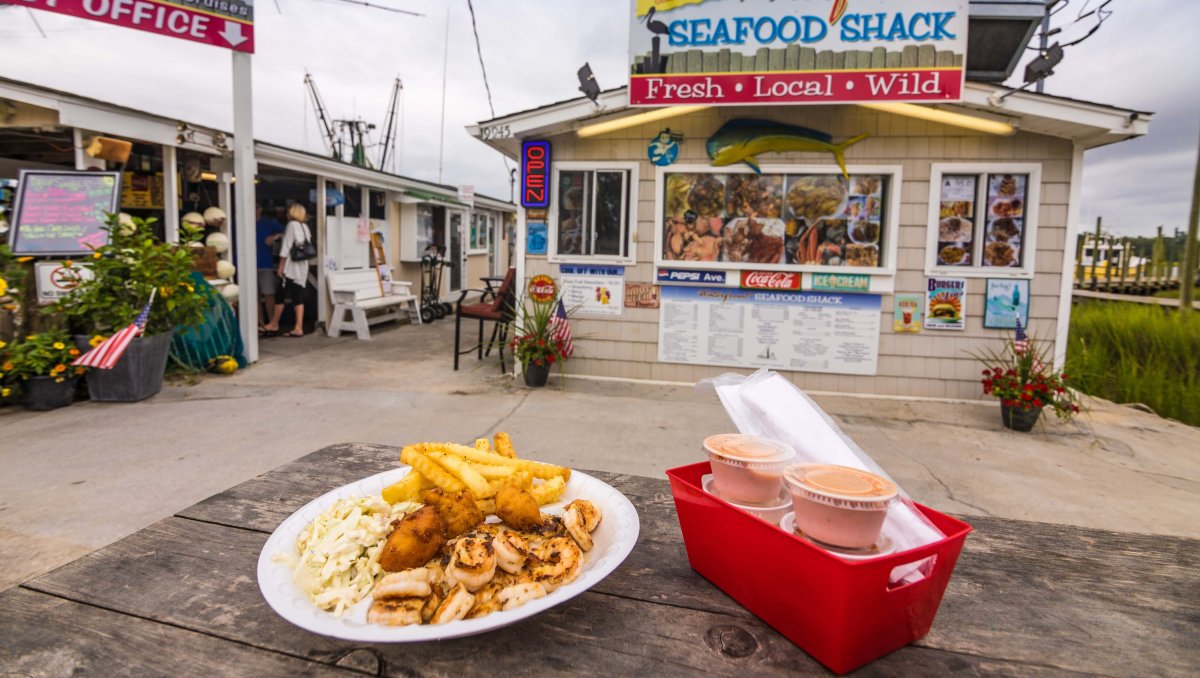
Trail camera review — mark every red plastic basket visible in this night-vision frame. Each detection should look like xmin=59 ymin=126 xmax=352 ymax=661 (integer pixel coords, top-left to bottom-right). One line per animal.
xmin=666 ymin=461 xmax=972 ymax=675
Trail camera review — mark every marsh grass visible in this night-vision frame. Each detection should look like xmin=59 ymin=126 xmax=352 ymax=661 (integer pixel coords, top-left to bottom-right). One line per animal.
xmin=1066 ymin=302 xmax=1200 ymax=426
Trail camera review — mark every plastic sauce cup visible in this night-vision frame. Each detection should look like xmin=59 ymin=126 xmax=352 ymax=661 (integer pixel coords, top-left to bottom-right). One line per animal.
xmin=702 ymin=474 xmax=792 ymax=526
xmin=703 ymin=434 xmax=796 ymax=505
xmin=782 ymin=464 xmax=899 ymax=550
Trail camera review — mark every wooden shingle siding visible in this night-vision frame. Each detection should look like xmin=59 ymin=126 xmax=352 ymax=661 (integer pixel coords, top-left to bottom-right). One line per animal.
xmin=529 ymin=105 xmax=1071 ymax=400
xmin=636 ymin=48 xmax=963 ymax=73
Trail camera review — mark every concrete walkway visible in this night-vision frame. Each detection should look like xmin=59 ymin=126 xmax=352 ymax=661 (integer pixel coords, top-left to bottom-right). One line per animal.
xmin=2 ymin=317 xmax=1197 ymax=592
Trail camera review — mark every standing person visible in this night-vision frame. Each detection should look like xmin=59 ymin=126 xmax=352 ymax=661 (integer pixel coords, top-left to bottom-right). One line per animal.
xmin=263 ymin=204 xmax=313 ymax=337
xmin=255 ymin=204 xmax=284 ymax=335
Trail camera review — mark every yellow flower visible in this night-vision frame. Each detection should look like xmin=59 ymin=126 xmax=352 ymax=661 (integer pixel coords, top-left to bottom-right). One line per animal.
xmin=1 ymin=362 xmax=13 ymax=372
xmin=69 ymin=348 xmax=80 ymax=356
xmin=74 ymin=367 xmax=86 ymax=376
xmin=55 ymin=377 xmax=65 ymax=383
xmin=17 ymin=256 xmax=33 ymax=263
xmin=64 ymin=260 xmax=74 ymax=268
xmin=160 ymin=286 xmax=174 ymax=297
xmin=51 ymin=364 xmax=66 ymax=374
xmin=0 ymin=340 xmax=6 ymax=349
xmin=89 ymin=335 xmax=107 ymax=347
xmin=53 ymin=342 xmax=65 ymax=350
xmin=0 ymin=278 xmax=7 ymax=296
xmin=0 ymin=387 xmax=9 ymax=397
xmin=93 ymin=252 xmax=103 ymax=259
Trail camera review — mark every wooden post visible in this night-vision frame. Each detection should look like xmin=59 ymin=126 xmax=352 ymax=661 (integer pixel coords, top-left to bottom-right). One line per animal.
xmin=1118 ymin=238 xmax=1129 ymax=291
xmin=1104 ymin=235 xmax=1114 ymax=289
xmin=1180 ymin=129 xmax=1199 ymax=315
xmin=1075 ymin=233 xmax=1086 ymax=288
xmin=1135 ymin=239 xmax=1144 ymax=287
xmin=1152 ymin=226 xmax=1164 ymax=283
xmin=1091 ymin=218 xmax=1102 ymax=290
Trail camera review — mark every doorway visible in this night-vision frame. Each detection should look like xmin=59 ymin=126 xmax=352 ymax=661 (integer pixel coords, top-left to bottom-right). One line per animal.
xmin=448 ymin=209 xmax=466 ymax=293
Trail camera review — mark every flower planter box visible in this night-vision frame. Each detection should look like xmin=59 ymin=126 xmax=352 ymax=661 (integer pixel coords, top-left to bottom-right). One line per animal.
xmin=23 ymin=375 xmax=77 ymax=411
xmin=75 ymin=331 xmax=173 ymax=402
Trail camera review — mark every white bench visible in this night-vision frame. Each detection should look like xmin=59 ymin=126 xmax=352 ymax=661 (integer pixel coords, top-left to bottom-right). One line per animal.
xmin=326 ymin=268 xmax=420 ymax=340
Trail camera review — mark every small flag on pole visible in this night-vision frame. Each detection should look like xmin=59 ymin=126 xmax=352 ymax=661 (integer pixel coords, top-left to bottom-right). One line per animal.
xmin=1013 ymin=319 xmax=1030 ymax=355
xmin=549 ymin=299 xmax=574 ymax=357
xmin=73 ymin=290 xmax=156 ymax=370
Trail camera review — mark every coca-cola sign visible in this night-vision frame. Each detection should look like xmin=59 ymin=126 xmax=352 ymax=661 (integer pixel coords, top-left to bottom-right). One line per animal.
xmin=528 ymin=274 xmax=557 ymax=302
xmin=740 ymin=271 xmax=801 ymax=290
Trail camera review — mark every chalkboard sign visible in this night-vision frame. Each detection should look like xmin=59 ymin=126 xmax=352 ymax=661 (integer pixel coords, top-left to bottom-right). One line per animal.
xmin=10 ymin=170 xmax=122 ymax=256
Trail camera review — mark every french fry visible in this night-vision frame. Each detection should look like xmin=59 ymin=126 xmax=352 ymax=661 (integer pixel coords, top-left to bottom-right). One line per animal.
xmin=381 ymin=471 xmax=429 ymax=504
xmin=471 ymin=463 xmax=516 ymax=480
xmin=426 ymin=450 xmax=489 ymax=498
xmin=431 ymin=442 xmax=571 ymax=482
xmin=484 ymin=470 xmax=532 ymax=498
xmin=473 ymin=438 xmax=491 ymax=452
xmin=402 ymin=448 xmax=464 ymax=493
xmin=493 ymin=432 xmax=517 ymax=458
xmin=514 ymin=459 xmax=571 ymax=482
xmin=530 ymin=476 xmax=566 ymax=505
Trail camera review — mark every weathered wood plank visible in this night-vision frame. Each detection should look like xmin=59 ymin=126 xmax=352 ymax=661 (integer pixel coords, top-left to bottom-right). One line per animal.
xmin=831 ymin=51 xmax=845 ymax=70
xmin=718 ymin=48 xmax=731 ymax=73
xmin=954 ymin=53 xmax=964 ymax=67
xmin=702 ymin=51 xmax=718 ymax=73
xmin=768 ymin=48 xmax=785 ymax=71
xmin=0 ymin=588 xmax=355 ymax=677
xmin=918 ymin=44 xmax=936 ymax=67
xmin=936 ymin=50 xmax=954 ymax=67
xmin=785 ymin=45 xmax=800 ymax=70
xmin=799 ymin=47 xmax=816 ymax=70
xmin=871 ymin=47 xmax=887 ymax=68
xmin=755 ymin=47 xmax=770 ymax=71
xmin=687 ymin=49 xmax=703 ymax=73
xmin=886 ymin=50 xmax=902 ymax=68
xmin=902 ymin=45 xmax=918 ymax=67
xmin=816 ymin=50 xmax=832 ymax=69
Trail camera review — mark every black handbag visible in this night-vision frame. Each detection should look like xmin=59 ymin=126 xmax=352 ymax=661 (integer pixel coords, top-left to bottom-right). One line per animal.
xmin=289 ymin=224 xmax=317 ymax=261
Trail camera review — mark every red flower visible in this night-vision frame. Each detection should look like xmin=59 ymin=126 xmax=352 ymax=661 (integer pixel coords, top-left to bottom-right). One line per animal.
xmin=547 ymin=354 xmax=555 ymax=364
xmin=1033 ymin=399 xmax=1042 ymax=408
xmin=1021 ymin=393 xmax=1031 ymax=401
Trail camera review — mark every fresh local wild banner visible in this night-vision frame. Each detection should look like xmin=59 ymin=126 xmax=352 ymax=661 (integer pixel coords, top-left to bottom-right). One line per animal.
xmin=629 ymin=0 xmax=967 ymax=106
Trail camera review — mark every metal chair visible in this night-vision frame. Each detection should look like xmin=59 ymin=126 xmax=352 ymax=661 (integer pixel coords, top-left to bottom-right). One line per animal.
xmin=454 ymin=267 xmax=516 ymax=371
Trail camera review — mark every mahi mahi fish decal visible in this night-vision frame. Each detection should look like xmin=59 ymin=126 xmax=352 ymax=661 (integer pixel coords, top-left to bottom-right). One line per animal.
xmin=706 ymin=119 xmax=868 ymax=178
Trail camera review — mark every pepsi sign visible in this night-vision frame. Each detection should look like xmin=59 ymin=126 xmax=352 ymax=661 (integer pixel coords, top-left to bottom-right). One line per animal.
xmin=656 ymin=268 xmax=727 ymax=285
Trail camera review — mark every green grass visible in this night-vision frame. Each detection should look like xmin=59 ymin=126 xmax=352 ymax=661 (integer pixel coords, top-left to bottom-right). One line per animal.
xmin=1154 ymin=289 xmax=1180 ymax=299
xmin=1066 ymin=302 xmax=1200 ymax=427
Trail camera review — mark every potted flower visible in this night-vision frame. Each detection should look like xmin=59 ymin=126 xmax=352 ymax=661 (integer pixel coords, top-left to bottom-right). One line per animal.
xmin=509 ymin=287 xmax=573 ymax=388
xmin=50 ymin=215 xmax=208 ymax=402
xmin=0 ymin=330 xmax=87 ymax=411
xmin=975 ymin=322 xmax=1080 ymax=431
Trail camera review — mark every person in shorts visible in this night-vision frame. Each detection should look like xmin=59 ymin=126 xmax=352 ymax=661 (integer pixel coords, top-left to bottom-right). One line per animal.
xmin=255 ymin=204 xmax=284 ymax=335
xmin=263 ymin=204 xmax=313 ymax=337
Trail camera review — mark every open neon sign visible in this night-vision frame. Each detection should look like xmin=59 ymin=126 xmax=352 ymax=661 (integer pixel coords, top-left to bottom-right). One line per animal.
xmin=521 ymin=140 xmax=551 ymax=208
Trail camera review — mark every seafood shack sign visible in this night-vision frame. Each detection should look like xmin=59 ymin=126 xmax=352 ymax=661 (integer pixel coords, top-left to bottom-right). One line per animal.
xmin=629 ymin=0 xmax=966 ymax=106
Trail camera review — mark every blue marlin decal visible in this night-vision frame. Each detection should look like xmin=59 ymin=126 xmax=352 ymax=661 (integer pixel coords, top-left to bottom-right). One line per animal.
xmin=706 ymin=119 xmax=869 ymax=178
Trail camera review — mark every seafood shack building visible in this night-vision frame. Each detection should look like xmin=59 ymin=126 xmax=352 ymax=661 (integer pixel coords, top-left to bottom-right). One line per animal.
xmin=469 ymin=1 xmax=1149 ymax=399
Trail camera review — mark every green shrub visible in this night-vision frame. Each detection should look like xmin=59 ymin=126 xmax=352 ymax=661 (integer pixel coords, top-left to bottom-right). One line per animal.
xmin=1066 ymin=302 xmax=1200 ymax=426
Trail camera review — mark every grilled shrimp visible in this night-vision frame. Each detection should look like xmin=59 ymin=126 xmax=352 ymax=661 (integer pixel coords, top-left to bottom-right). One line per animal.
xmin=430 ymin=583 xmax=474 ymax=624
xmin=564 ymin=500 xmax=601 ymax=532
xmin=373 ymin=567 xmax=434 ymax=599
xmin=563 ymin=506 xmax=593 ymax=551
xmin=367 ymin=597 xmax=423 ymax=626
xmin=530 ymin=536 xmax=582 ymax=592
xmin=497 ymin=582 xmax=548 ymax=611
xmin=445 ymin=535 xmax=497 ymax=592
xmin=492 ymin=530 xmax=530 ymax=574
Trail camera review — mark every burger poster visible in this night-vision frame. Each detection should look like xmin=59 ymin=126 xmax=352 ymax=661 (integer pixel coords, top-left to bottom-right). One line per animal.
xmin=925 ymin=277 xmax=966 ymax=331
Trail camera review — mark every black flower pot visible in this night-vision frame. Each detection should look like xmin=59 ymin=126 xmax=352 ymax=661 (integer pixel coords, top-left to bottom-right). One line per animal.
xmin=523 ymin=361 xmax=551 ymax=388
xmin=1001 ymin=403 xmax=1042 ymax=432
xmin=23 ymin=375 xmax=78 ymax=411
xmin=75 ymin=331 xmax=173 ymax=402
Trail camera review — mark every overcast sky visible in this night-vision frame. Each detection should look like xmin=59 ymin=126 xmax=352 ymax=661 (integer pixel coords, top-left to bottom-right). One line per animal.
xmin=0 ymin=0 xmax=1195 ymax=237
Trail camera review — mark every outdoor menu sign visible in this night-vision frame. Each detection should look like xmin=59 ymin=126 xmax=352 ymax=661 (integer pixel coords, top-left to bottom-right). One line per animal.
xmin=18 ymin=0 xmax=255 ymax=52
xmin=925 ymin=276 xmax=966 ymax=331
xmin=658 ymin=286 xmax=881 ymax=375
xmin=10 ymin=170 xmax=121 ymax=256
xmin=629 ymin=0 xmax=967 ymax=106
xmin=560 ymin=265 xmax=625 ymax=318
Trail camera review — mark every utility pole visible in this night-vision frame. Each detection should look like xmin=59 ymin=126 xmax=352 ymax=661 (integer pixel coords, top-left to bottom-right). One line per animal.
xmin=1180 ymin=125 xmax=1199 ymax=315
xmin=1090 ymin=217 xmax=1101 ymax=290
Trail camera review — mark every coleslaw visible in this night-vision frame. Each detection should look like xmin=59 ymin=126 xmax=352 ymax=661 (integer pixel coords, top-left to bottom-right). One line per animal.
xmin=275 ymin=494 xmax=419 ymax=616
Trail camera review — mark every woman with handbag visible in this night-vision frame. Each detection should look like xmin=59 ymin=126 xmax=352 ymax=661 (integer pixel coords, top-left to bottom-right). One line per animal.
xmin=262 ymin=203 xmax=316 ymax=337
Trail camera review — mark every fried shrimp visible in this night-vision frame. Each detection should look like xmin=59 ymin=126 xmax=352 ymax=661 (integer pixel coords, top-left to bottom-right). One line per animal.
xmin=367 ymin=597 xmax=424 ymax=626
xmin=379 ymin=506 xmax=447 ymax=572
xmin=497 ymin=582 xmax=547 ymax=611
xmin=423 ymin=487 xmax=485 ymax=539
xmin=530 ymin=536 xmax=583 ymax=592
xmin=430 ymin=583 xmax=475 ymax=624
xmin=445 ymin=535 xmax=497 ymax=592
xmin=373 ymin=567 xmax=434 ymax=599
xmin=492 ymin=530 xmax=530 ymax=574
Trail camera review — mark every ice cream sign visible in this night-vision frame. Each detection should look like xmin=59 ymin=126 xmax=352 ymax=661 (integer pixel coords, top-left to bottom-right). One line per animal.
xmin=629 ymin=0 xmax=966 ymax=106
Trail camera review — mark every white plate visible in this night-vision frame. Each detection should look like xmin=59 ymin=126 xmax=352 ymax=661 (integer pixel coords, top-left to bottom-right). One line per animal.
xmin=257 ymin=467 xmax=640 ymax=642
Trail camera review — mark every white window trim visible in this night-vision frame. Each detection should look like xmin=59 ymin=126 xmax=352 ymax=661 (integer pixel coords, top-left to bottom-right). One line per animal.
xmin=653 ymin=163 xmax=902 ymax=275
xmin=925 ymin=162 xmax=1042 ymax=279
xmin=547 ymin=160 xmax=639 ymax=265
xmin=467 ymin=211 xmax=490 ymax=255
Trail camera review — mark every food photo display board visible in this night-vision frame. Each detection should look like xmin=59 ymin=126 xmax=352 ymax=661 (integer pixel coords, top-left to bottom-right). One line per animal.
xmin=656 ymin=166 xmax=898 ymax=275
xmin=658 ymin=285 xmax=882 ymax=375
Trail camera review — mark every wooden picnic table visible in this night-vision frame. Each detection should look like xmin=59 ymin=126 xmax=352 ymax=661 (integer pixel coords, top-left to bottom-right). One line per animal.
xmin=2 ymin=443 xmax=1196 ymax=676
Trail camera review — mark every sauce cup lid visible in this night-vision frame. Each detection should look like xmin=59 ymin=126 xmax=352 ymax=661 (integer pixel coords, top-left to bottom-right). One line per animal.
xmin=703 ymin=434 xmax=795 ymax=467
xmin=783 ymin=463 xmax=899 ymax=509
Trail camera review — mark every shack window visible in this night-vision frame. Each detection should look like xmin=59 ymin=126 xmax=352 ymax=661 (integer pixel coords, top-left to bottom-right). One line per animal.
xmin=549 ymin=161 xmax=639 ymax=263
xmin=469 ymin=212 xmax=491 ymax=253
xmin=926 ymin=163 xmax=1041 ymax=278
xmin=653 ymin=164 xmax=900 ymax=273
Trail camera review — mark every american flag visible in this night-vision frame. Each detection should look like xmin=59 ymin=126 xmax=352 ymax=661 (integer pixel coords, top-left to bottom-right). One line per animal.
xmin=1013 ymin=319 xmax=1030 ymax=355
xmin=549 ymin=299 xmax=574 ymax=357
xmin=73 ymin=290 xmax=156 ymax=370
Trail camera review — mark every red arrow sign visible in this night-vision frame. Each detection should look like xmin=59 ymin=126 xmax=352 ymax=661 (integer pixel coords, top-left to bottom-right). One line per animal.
xmin=10 ymin=0 xmax=255 ymax=53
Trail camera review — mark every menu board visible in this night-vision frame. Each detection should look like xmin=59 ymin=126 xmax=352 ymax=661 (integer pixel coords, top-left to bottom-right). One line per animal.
xmin=981 ymin=173 xmax=1026 ymax=268
xmin=559 ymin=264 xmax=624 ymax=318
xmin=120 ymin=171 xmax=165 ymax=209
xmin=10 ymin=170 xmax=121 ymax=256
xmin=658 ymin=286 xmax=881 ymax=375
xmin=660 ymin=172 xmax=885 ymax=269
